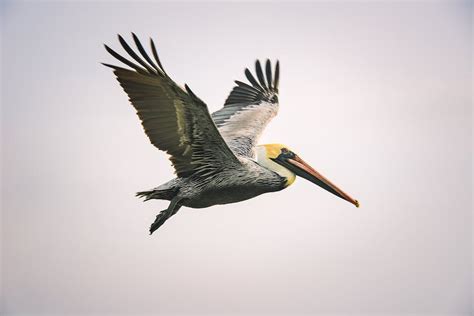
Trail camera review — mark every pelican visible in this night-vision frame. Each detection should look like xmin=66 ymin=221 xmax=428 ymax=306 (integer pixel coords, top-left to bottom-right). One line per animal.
xmin=104 ymin=34 xmax=359 ymax=235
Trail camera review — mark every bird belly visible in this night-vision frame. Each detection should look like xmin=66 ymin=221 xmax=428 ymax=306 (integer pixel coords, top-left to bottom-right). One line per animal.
xmin=180 ymin=184 xmax=278 ymax=208
xmin=177 ymin=160 xmax=286 ymax=209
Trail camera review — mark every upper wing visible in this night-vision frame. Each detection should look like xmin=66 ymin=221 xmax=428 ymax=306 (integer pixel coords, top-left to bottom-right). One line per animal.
xmin=103 ymin=33 xmax=241 ymax=178
xmin=212 ymin=60 xmax=280 ymax=158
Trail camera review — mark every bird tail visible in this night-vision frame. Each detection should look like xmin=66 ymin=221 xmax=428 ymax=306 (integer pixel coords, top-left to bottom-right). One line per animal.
xmin=136 ymin=187 xmax=176 ymax=201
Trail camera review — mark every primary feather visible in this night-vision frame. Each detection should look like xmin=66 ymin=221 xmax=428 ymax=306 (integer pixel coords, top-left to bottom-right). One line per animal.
xmin=103 ymin=34 xmax=241 ymax=178
xmin=212 ymin=60 xmax=280 ymax=157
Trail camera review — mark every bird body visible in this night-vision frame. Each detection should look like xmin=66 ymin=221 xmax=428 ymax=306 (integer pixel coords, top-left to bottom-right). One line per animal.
xmin=138 ymin=147 xmax=288 ymax=209
xmin=104 ymin=34 xmax=358 ymax=234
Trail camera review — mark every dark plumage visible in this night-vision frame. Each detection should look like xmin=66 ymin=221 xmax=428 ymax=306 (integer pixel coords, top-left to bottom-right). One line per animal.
xmin=104 ymin=34 xmax=282 ymax=234
xmin=104 ymin=33 xmax=359 ymax=235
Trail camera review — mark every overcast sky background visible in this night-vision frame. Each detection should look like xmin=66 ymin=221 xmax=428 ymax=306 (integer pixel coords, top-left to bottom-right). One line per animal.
xmin=1 ymin=1 xmax=472 ymax=315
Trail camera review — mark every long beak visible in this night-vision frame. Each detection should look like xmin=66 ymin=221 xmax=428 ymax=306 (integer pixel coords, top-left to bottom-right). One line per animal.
xmin=278 ymin=155 xmax=359 ymax=207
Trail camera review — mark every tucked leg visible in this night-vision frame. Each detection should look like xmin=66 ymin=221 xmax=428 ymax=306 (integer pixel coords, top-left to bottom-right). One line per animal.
xmin=149 ymin=197 xmax=182 ymax=235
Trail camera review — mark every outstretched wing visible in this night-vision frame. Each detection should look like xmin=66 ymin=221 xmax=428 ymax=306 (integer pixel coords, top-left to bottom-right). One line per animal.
xmin=212 ymin=60 xmax=280 ymax=158
xmin=104 ymin=33 xmax=241 ymax=178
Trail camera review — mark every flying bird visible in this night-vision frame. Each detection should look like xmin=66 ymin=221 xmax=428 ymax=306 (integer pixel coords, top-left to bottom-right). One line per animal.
xmin=104 ymin=34 xmax=359 ymax=235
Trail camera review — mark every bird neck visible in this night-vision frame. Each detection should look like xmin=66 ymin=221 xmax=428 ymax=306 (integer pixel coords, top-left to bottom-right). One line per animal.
xmin=256 ymin=146 xmax=296 ymax=187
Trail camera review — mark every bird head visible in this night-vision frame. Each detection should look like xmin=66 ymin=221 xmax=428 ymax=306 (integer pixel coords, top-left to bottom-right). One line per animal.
xmin=256 ymin=144 xmax=359 ymax=207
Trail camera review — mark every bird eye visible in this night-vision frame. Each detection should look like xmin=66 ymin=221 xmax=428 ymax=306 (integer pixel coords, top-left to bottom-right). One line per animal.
xmin=279 ymin=148 xmax=295 ymax=159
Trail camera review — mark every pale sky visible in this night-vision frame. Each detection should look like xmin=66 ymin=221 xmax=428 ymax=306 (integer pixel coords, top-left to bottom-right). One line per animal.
xmin=1 ymin=1 xmax=472 ymax=315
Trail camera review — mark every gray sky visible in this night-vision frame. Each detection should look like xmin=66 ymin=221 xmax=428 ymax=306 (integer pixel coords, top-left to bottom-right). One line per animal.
xmin=1 ymin=1 xmax=472 ymax=315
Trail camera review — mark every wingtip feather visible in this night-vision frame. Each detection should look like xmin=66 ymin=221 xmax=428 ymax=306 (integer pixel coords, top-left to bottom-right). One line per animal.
xmin=255 ymin=60 xmax=267 ymax=89
xmin=265 ymin=59 xmax=272 ymax=90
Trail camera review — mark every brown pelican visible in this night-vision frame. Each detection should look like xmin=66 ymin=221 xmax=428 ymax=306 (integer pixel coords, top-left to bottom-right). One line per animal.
xmin=104 ymin=34 xmax=359 ymax=234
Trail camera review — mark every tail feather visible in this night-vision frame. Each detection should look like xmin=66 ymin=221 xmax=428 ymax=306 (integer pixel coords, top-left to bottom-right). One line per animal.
xmin=136 ymin=187 xmax=176 ymax=201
